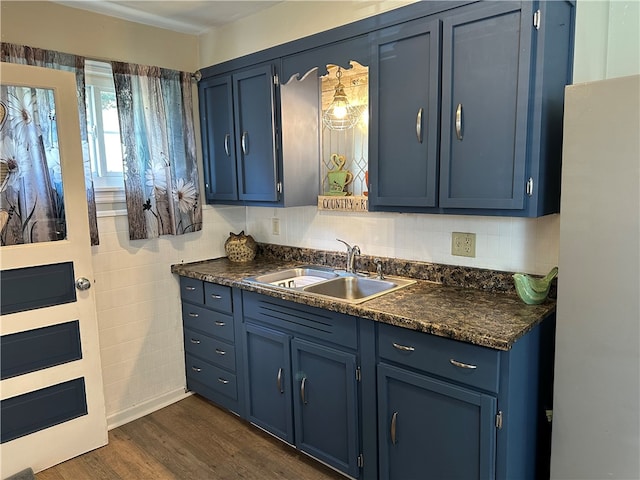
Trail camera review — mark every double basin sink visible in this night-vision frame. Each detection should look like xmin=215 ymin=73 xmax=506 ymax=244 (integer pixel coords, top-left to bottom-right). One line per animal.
xmin=245 ymin=266 xmax=415 ymax=304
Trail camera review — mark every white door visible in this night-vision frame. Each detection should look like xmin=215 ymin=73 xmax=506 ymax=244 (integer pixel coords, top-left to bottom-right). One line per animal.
xmin=0 ymin=63 xmax=107 ymax=477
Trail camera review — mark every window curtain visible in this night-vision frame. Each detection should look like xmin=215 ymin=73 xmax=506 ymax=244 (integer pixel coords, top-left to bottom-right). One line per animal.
xmin=111 ymin=62 xmax=201 ymax=240
xmin=1 ymin=43 xmax=100 ymax=245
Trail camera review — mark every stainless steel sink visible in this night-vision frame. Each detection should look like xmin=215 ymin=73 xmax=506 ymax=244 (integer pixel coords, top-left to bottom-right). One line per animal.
xmin=245 ymin=266 xmax=415 ymax=304
xmin=303 ymin=275 xmax=415 ymax=303
xmin=246 ymin=266 xmax=338 ymax=288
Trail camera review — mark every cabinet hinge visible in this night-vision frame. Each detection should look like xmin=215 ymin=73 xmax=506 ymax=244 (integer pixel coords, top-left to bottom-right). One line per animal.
xmin=357 ymin=453 xmax=364 ymax=468
xmin=496 ymin=411 xmax=503 ymax=430
xmin=526 ymin=177 xmax=534 ymax=197
xmin=276 ymin=181 xmax=283 ymax=194
xmin=273 ymin=74 xmax=279 ymax=86
xmin=533 ymin=9 xmax=541 ymax=30
xmin=355 ymin=366 xmax=362 ymax=382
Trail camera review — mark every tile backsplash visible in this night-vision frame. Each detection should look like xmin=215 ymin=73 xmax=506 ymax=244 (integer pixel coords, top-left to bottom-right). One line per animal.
xmin=246 ymin=206 xmax=560 ymax=275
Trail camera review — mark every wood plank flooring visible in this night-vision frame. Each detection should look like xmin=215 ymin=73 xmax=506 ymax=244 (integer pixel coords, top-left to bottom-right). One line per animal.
xmin=36 ymin=394 xmax=346 ymax=480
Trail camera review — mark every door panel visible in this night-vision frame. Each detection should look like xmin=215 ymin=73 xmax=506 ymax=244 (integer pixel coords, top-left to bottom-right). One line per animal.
xmin=234 ymin=65 xmax=278 ymax=202
xmin=244 ymin=323 xmax=294 ymax=443
xmin=370 ymin=18 xmax=440 ymax=208
xmin=378 ymin=363 xmax=497 ymax=480
xmin=200 ymin=75 xmax=238 ymax=201
xmin=0 ymin=63 xmax=107 ymax=478
xmin=440 ymin=2 xmax=530 ymax=209
xmin=292 ymin=338 xmax=359 ymax=478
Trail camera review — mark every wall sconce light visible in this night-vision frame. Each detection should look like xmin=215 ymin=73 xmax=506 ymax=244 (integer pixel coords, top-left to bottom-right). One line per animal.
xmin=322 ymin=67 xmax=360 ymax=131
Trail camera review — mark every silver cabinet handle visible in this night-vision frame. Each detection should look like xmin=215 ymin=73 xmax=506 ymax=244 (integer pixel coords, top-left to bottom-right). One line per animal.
xmin=210 ymin=294 xmax=222 ymax=300
xmin=218 ymin=377 xmax=229 ymax=384
xmin=241 ymin=131 xmax=249 ymax=155
xmin=450 ymin=358 xmax=477 ymax=369
xmin=301 ymin=377 xmax=308 ymax=405
xmin=215 ymin=348 xmax=226 ymax=356
xmin=188 ymin=312 xmax=199 ymax=318
xmin=455 ymin=103 xmax=463 ymax=141
xmin=190 ymin=338 xmax=201 ymax=344
xmin=214 ymin=321 xmax=226 ymax=326
xmin=416 ymin=107 xmax=424 ymax=144
xmin=185 ymin=286 xmax=196 ymax=291
xmin=391 ymin=411 xmax=398 ymax=445
xmin=224 ymin=133 xmax=231 ymax=157
xmin=392 ymin=342 xmax=415 ymax=352
xmin=191 ymin=366 xmax=201 ymax=372
xmin=277 ymin=368 xmax=284 ymax=394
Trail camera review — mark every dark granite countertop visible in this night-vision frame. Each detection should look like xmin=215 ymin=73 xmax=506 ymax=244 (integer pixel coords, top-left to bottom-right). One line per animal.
xmin=171 ymin=251 xmax=556 ymax=351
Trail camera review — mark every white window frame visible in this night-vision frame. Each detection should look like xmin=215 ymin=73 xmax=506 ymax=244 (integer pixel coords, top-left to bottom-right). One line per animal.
xmin=85 ymin=60 xmax=125 ymax=203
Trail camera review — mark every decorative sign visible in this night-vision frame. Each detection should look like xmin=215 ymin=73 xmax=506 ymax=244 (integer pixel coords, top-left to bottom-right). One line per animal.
xmin=318 ymin=195 xmax=368 ymax=212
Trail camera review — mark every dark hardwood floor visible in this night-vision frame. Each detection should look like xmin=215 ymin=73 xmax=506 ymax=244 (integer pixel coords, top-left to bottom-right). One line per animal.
xmin=36 ymin=394 xmax=346 ymax=480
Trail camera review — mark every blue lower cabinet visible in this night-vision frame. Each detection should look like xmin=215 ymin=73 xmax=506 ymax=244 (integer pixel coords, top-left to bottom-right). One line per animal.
xmin=179 ymin=278 xmax=244 ymax=416
xmin=292 ymin=338 xmax=359 ymax=478
xmin=242 ymin=292 xmax=362 ymax=478
xmin=377 ymin=363 xmax=497 ymax=480
xmin=244 ymin=323 xmax=294 ymax=443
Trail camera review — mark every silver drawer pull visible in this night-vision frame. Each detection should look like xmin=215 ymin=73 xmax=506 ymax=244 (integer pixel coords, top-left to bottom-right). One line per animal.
xmin=190 ymin=338 xmax=201 ymax=344
xmin=188 ymin=312 xmax=199 ymax=318
xmin=450 ymin=358 xmax=477 ymax=370
xmin=392 ymin=342 xmax=415 ymax=352
xmin=218 ymin=377 xmax=229 ymax=385
xmin=185 ymin=286 xmax=196 ymax=291
xmin=191 ymin=366 xmax=202 ymax=372
xmin=455 ymin=103 xmax=464 ymax=140
xmin=210 ymin=294 xmax=222 ymax=299
xmin=391 ymin=411 xmax=398 ymax=445
xmin=214 ymin=321 xmax=226 ymax=326
xmin=215 ymin=348 xmax=226 ymax=355
xmin=277 ymin=367 xmax=284 ymax=394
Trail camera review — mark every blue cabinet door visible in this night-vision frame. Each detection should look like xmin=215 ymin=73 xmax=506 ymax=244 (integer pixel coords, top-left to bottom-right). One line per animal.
xmin=440 ymin=2 xmax=532 ymax=209
xmin=291 ymin=338 xmax=360 ymax=478
xmin=244 ymin=323 xmax=294 ymax=443
xmin=378 ymin=363 xmax=497 ymax=480
xmin=199 ymin=75 xmax=238 ymax=202
xmin=369 ymin=18 xmax=440 ymax=209
xmin=233 ymin=64 xmax=279 ymax=202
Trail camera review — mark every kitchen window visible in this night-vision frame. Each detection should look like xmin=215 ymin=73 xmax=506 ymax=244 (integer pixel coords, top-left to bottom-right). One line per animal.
xmin=85 ymin=60 xmax=125 ymax=201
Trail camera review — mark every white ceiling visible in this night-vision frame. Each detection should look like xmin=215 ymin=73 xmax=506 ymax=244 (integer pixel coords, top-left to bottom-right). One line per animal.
xmin=52 ymin=1 xmax=283 ymax=35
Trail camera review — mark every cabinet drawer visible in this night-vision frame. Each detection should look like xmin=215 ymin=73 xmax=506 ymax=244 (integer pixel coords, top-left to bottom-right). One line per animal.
xmin=180 ymin=277 xmax=204 ymax=304
xmin=185 ymin=354 xmax=237 ymax=401
xmin=243 ymin=291 xmax=358 ymax=349
xmin=378 ymin=323 xmax=500 ymax=393
xmin=184 ymin=328 xmax=236 ymax=372
xmin=182 ymin=303 xmax=234 ymax=343
xmin=204 ymin=283 xmax=232 ymax=313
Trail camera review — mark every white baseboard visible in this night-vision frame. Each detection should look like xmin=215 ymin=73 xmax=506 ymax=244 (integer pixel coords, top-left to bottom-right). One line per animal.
xmin=106 ymin=388 xmax=192 ymax=430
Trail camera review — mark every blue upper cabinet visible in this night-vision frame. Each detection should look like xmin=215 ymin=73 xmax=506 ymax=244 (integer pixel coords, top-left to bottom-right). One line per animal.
xmin=199 ymin=63 xmax=281 ymax=204
xmin=199 ymin=75 xmax=237 ymax=202
xmin=369 ymin=18 xmax=441 ymax=209
xmin=440 ymin=2 xmax=531 ymax=210
xmin=367 ymin=1 xmax=574 ymax=216
xmin=234 ymin=65 xmax=280 ymax=202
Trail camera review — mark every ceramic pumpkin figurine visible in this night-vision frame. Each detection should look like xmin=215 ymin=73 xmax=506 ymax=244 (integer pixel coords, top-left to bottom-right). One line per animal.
xmin=224 ymin=231 xmax=257 ymax=262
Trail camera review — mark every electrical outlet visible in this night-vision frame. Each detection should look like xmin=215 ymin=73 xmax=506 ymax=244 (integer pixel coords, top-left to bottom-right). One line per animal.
xmin=451 ymin=232 xmax=476 ymax=257
xmin=271 ymin=217 xmax=280 ymax=235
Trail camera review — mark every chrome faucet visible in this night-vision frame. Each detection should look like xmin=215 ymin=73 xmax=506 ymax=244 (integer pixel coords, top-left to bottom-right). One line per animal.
xmin=336 ymin=239 xmax=360 ymax=274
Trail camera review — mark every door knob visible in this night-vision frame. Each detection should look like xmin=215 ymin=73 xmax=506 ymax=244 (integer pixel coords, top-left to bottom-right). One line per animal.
xmin=75 ymin=277 xmax=92 ymax=291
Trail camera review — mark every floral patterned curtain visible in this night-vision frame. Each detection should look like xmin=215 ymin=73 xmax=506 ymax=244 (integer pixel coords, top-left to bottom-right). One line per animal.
xmin=1 ymin=43 xmax=100 ymax=245
xmin=111 ymin=62 xmax=201 ymax=240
